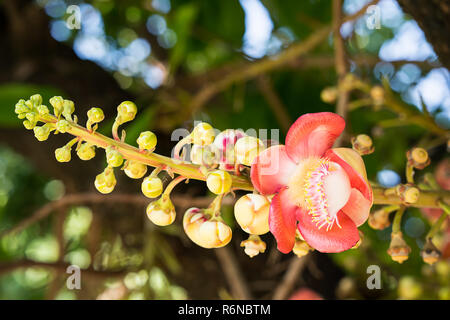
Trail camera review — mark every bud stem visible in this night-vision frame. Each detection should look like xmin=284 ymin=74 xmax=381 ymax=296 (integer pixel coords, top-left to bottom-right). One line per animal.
xmin=392 ymin=206 xmax=406 ymax=234
xmin=426 ymin=201 xmax=450 ymax=239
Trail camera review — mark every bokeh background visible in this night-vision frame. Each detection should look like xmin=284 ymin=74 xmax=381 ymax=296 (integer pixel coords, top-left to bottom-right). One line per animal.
xmin=0 ymin=0 xmax=449 ymax=300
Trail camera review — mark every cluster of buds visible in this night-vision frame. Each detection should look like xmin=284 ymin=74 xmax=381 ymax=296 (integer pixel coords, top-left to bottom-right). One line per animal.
xmin=387 ymin=232 xmax=411 ymax=264
xmin=351 ymin=134 xmax=374 ymax=156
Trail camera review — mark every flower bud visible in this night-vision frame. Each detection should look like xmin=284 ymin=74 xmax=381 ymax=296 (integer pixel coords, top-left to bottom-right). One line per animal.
xmin=213 ymin=129 xmax=246 ymax=170
xmin=141 ymin=176 xmax=163 ymax=198
xmin=62 ymin=100 xmax=75 ymax=119
xmin=37 ymin=105 xmax=49 ymax=116
xmin=137 ymin=131 xmax=157 ymax=150
xmin=397 ymin=184 xmax=420 ymax=205
xmin=77 ymin=143 xmax=96 ymax=161
xmin=292 ymin=239 xmax=314 ymax=258
xmin=351 ymin=134 xmax=374 ymax=155
xmin=23 ymin=120 xmax=36 ymax=130
xmin=183 ymin=208 xmax=232 ymax=248
xmin=240 ymin=235 xmax=266 ymax=258
xmin=146 ymin=195 xmax=176 ymax=226
xmin=33 ymin=124 xmax=53 ymax=141
xmin=95 ymin=167 xmax=116 ymax=194
xmin=387 ymin=232 xmax=411 ymax=264
xmin=30 ymin=94 xmax=43 ymax=108
xmin=25 ymin=112 xmax=38 ymax=124
xmin=320 ymin=87 xmax=338 ymax=103
xmin=407 ymin=147 xmax=430 ymax=170
xmin=234 ymin=194 xmax=270 ymax=235
xmin=49 ymin=96 xmax=64 ymax=116
xmin=192 ymin=122 xmax=215 ymax=146
xmin=56 ymin=119 xmax=70 ymax=133
xmin=206 ymin=170 xmax=232 ymax=194
xmin=116 ymin=101 xmax=137 ymax=124
xmin=15 ymin=99 xmax=31 ymax=114
xmin=370 ymin=85 xmax=384 ymax=105
xmin=106 ymin=146 xmax=124 ymax=167
xmin=420 ymin=238 xmax=441 ymax=265
xmin=55 ymin=146 xmax=71 ymax=162
xmin=368 ymin=208 xmax=391 ymax=230
xmin=87 ymin=107 xmax=105 ymax=123
xmin=234 ymin=136 xmax=264 ymax=166
xmin=124 ymin=160 xmax=147 ymax=179
xmin=190 ymin=145 xmax=217 ymax=166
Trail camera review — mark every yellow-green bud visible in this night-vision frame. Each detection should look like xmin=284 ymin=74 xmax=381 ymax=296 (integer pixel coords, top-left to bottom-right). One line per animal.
xmin=87 ymin=107 xmax=105 ymax=123
xmin=124 ymin=160 xmax=147 ymax=179
xmin=146 ymin=195 xmax=176 ymax=226
xmin=25 ymin=112 xmax=38 ymax=124
xmin=17 ymin=113 xmax=26 ymax=119
xmin=234 ymin=194 xmax=270 ymax=235
xmin=116 ymin=101 xmax=137 ymax=124
xmin=95 ymin=168 xmax=117 ymax=194
xmin=15 ymin=99 xmax=31 ymax=114
xmin=141 ymin=176 xmax=163 ymax=198
xmin=49 ymin=96 xmax=64 ymax=116
xmin=33 ymin=124 xmax=53 ymax=141
xmin=62 ymin=99 xmax=75 ymax=119
xmin=351 ymin=134 xmax=374 ymax=155
xmin=234 ymin=136 xmax=264 ymax=166
xmin=30 ymin=94 xmax=43 ymax=108
xmin=370 ymin=85 xmax=384 ymax=105
xmin=240 ymin=235 xmax=266 ymax=258
xmin=190 ymin=145 xmax=217 ymax=166
xmin=55 ymin=146 xmax=71 ymax=162
xmin=77 ymin=143 xmax=96 ymax=161
xmin=137 ymin=131 xmax=157 ymax=150
xmin=206 ymin=170 xmax=232 ymax=194
xmin=192 ymin=122 xmax=215 ymax=146
xmin=292 ymin=239 xmax=314 ymax=258
xmin=320 ymin=87 xmax=338 ymax=103
xmin=106 ymin=146 xmax=124 ymax=167
xmin=56 ymin=120 xmax=71 ymax=133
xmin=23 ymin=120 xmax=35 ymax=130
xmin=407 ymin=147 xmax=430 ymax=170
xmin=37 ymin=105 xmax=49 ymax=116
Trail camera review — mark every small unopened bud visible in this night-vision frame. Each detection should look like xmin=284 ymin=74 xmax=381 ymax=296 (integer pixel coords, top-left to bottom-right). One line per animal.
xmin=137 ymin=131 xmax=157 ymax=150
xmin=370 ymin=85 xmax=384 ymax=105
xmin=30 ymin=94 xmax=43 ymax=108
xmin=213 ymin=129 xmax=246 ymax=170
xmin=62 ymin=99 xmax=75 ymax=119
xmin=56 ymin=120 xmax=70 ymax=133
xmin=55 ymin=146 xmax=71 ymax=162
xmin=124 ymin=160 xmax=147 ymax=179
xmin=49 ymin=96 xmax=64 ymax=116
xmin=234 ymin=194 xmax=270 ymax=235
xmin=190 ymin=145 xmax=217 ymax=166
xmin=206 ymin=170 xmax=232 ymax=194
xmin=77 ymin=143 xmax=96 ymax=161
xmin=351 ymin=134 xmax=374 ymax=155
xmin=320 ymin=87 xmax=338 ymax=103
xmin=397 ymin=184 xmax=420 ymax=205
xmin=37 ymin=105 xmax=49 ymax=116
xmin=421 ymin=238 xmax=441 ymax=265
xmin=368 ymin=208 xmax=391 ymax=230
xmin=387 ymin=232 xmax=411 ymax=264
xmin=87 ymin=107 xmax=105 ymax=123
xmin=234 ymin=136 xmax=264 ymax=166
xmin=292 ymin=239 xmax=313 ymax=258
xmin=15 ymin=99 xmax=31 ymax=114
xmin=407 ymin=148 xmax=430 ymax=170
xmin=141 ymin=176 xmax=163 ymax=198
xmin=192 ymin=122 xmax=215 ymax=146
xmin=33 ymin=123 xmax=53 ymax=141
xmin=26 ymin=112 xmax=38 ymax=124
xmin=240 ymin=235 xmax=266 ymax=258
xmin=146 ymin=195 xmax=176 ymax=226
xmin=95 ymin=167 xmax=117 ymax=194
xmin=23 ymin=120 xmax=36 ymax=130
xmin=183 ymin=208 xmax=232 ymax=248
xmin=106 ymin=146 xmax=124 ymax=167
xmin=341 ymin=73 xmax=357 ymax=91
xmin=116 ymin=101 xmax=137 ymax=124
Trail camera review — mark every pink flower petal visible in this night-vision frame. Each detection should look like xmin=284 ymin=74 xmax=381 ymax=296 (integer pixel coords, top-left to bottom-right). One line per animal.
xmin=285 ymin=112 xmax=345 ymax=162
xmin=269 ymin=188 xmax=298 ymax=253
xmin=251 ymin=145 xmax=297 ymax=195
xmin=289 ymin=288 xmax=323 ymax=300
xmin=297 ymin=209 xmax=360 ymax=253
xmin=325 ymin=148 xmax=373 ymax=202
xmin=341 ymin=188 xmax=371 ymax=226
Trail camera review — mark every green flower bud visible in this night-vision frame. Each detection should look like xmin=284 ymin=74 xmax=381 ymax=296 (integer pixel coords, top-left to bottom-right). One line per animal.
xmin=25 ymin=112 xmax=38 ymax=123
xmin=18 ymin=113 xmax=27 ymax=120
xmin=62 ymin=99 xmax=75 ymax=119
xmin=49 ymin=96 xmax=64 ymax=116
xmin=87 ymin=107 xmax=105 ymax=123
xmin=77 ymin=143 xmax=96 ymax=161
xmin=56 ymin=120 xmax=71 ymax=133
xmin=124 ymin=160 xmax=147 ymax=179
xmin=37 ymin=105 xmax=50 ymax=116
xmin=116 ymin=101 xmax=137 ymax=124
xmin=95 ymin=167 xmax=117 ymax=194
xmin=137 ymin=131 xmax=157 ymax=150
xmin=33 ymin=124 xmax=53 ymax=141
xmin=23 ymin=120 xmax=36 ymax=130
xmin=30 ymin=94 xmax=43 ymax=108
xmin=15 ymin=99 xmax=31 ymax=114
xmin=141 ymin=176 xmax=163 ymax=198
xmin=106 ymin=146 xmax=124 ymax=167
xmin=55 ymin=146 xmax=71 ymax=162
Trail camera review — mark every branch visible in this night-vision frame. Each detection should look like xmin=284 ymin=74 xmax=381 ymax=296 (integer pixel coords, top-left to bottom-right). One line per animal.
xmin=272 ymin=256 xmax=308 ymax=300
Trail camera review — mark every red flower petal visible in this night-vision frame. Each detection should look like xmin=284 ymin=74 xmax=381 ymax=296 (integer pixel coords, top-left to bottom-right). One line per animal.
xmin=285 ymin=112 xmax=345 ymax=162
xmin=289 ymin=288 xmax=323 ymax=300
xmin=325 ymin=148 xmax=373 ymax=202
xmin=341 ymin=188 xmax=371 ymax=226
xmin=269 ymin=188 xmax=297 ymax=253
xmin=251 ymin=145 xmax=297 ymax=195
xmin=296 ymin=209 xmax=359 ymax=253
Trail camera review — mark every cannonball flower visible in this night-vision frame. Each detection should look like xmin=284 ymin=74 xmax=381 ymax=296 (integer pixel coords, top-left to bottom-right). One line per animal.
xmin=250 ymin=112 xmax=373 ymax=253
